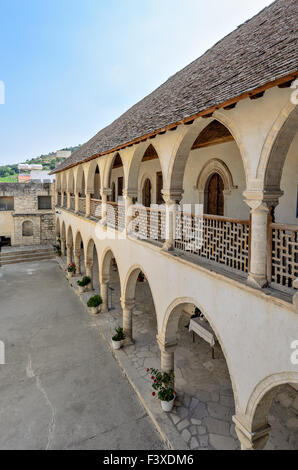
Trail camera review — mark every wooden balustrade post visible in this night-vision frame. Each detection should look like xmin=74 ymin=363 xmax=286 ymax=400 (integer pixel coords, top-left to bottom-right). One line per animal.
xmin=161 ymin=190 xmax=183 ymax=251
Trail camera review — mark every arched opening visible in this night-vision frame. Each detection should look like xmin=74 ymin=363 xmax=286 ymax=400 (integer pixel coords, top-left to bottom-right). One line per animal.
xmin=142 ymin=178 xmax=152 ymax=208
xmin=61 ymin=220 xmax=66 ymax=259
xmin=206 ymin=173 xmax=224 ymax=216
xmin=100 ymin=249 xmax=121 ymax=312
xmin=259 ymin=105 xmax=298 ymax=291
xmin=93 ymin=165 xmax=101 ymax=199
xmin=250 ymin=382 xmax=298 ymax=450
xmin=74 ymin=231 xmax=85 ymax=276
xmin=85 ymin=239 xmax=100 ymax=291
xmin=56 ymin=218 xmax=60 ymax=238
xmin=161 ymin=300 xmax=239 ymax=450
xmin=123 ymin=266 xmax=158 ymax=353
xmin=108 ymin=153 xmax=124 ymax=202
xmin=22 ymin=220 xmax=33 ymax=237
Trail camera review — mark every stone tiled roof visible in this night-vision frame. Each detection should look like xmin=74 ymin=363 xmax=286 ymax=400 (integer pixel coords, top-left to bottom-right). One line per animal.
xmin=54 ymin=0 xmax=298 ymax=173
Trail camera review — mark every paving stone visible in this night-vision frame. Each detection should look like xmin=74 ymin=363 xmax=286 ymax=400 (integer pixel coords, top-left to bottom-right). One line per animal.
xmin=191 ymin=418 xmax=202 ymax=426
xmin=286 ymin=418 xmax=298 ymax=430
xmin=220 ymin=394 xmax=234 ymax=407
xmin=198 ymin=426 xmax=207 ymax=435
xmin=211 ymin=392 xmax=219 ymax=403
xmin=205 ymin=417 xmax=230 ymax=436
xmin=170 ymin=413 xmax=181 ymax=425
xmin=192 ymin=403 xmax=209 ymax=419
xmin=183 ymin=395 xmax=191 ymax=407
xmin=196 ymin=390 xmax=212 ymax=402
xmin=230 ymin=423 xmax=238 ymax=440
xmin=190 ymin=397 xmax=199 ymax=409
xmin=178 ymin=406 xmax=189 ymax=419
xmin=182 ymin=429 xmax=191 ymax=443
xmin=199 ymin=435 xmax=209 ymax=448
xmin=209 ymin=433 xmax=238 ymax=450
xmin=207 ymin=402 xmax=230 ymax=420
xmin=177 ymin=419 xmax=190 ymax=431
xmin=189 ymin=425 xmax=197 ymax=436
xmin=190 ymin=437 xmax=199 ymax=449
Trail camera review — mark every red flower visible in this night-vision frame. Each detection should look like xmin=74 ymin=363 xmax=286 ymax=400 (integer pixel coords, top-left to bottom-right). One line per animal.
xmin=146 ymin=368 xmax=150 ymax=372
xmin=152 ymin=392 xmax=156 ymax=397
xmin=151 ymin=376 xmax=155 ymax=380
xmin=154 ymin=380 xmax=157 ymax=384
xmin=174 ymin=391 xmax=177 ymax=395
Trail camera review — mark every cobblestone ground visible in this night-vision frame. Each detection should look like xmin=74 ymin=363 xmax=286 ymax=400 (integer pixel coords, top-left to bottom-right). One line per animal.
xmin=101 ymin=268 xmax=298 ymax=451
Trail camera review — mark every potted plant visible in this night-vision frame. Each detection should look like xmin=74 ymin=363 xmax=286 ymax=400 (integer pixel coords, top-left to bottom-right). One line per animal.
xmin=87 ymin=295 xmax=102 ymax=315
xmin=66 ymin=262 xmax=76 ymax=279
xmin=147 ymin=368 xmax=176 ymax=412
xmin=77 ymin=276 xmax=91 ymax=294
xmin=112 ymin=327 xmax=126 ymax=350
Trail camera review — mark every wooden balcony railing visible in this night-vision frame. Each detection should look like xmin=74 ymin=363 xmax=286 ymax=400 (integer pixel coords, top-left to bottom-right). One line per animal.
xmin=57 ymin=194 xmax=61 ymax=207
xmin=175 ymin=212 xmax=250 ymax=274
xmin=78 ymin=197 xmax=86 ymax=214
xmin=62 ymin=199 xmax=298 ymax=290
xmin=70 ymin=196 xmax=75 ymax=211
xmin=90 ymin=198 xmax=102 ymax=219
xmin=132 ymin=206 xmax=166 ymax=242
xmin=268 ymin=222 xmax=298 ymax=291
xmin=107 ymin=202 xmax=125 ymax=231
xmin=62 ymin=194 xmax=67 ymax=208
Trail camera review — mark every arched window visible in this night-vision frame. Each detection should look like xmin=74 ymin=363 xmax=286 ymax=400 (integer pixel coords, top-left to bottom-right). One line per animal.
xmin=22 ymin=220 xmax=33 ymax=237
xmin=206 ymin=173 xmax=224 ymax=216
xmin=142 ymin=178 xmax=152 ymax=207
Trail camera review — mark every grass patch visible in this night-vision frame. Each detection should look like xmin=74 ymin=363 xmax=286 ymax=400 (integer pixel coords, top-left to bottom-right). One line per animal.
xmin=0 ymin=175 xmax=18 ymax=182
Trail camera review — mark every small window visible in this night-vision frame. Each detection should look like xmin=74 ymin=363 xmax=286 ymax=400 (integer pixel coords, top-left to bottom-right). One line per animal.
xmin=38 ymin=196 xmax=52 ymax=210
xmin=0 ymin=197 xmax=14 ymax=211
xmin=22 ymin=221 xmax=33 ymax=237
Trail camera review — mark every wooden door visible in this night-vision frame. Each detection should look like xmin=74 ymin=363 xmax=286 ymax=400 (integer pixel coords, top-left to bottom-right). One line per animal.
xmin=156 ymin=172 xmax=163 ymax=205
xmin=118 ymin=177 xmax=123 ymax=199
xmin=207 ymin=173 xmax=224 ymax=216
xmin=142 ymin=179 xmax=152 ymax=207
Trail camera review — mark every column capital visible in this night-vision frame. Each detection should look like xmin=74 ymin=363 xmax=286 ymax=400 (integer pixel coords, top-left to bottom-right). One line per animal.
xmin=243 ymin=190 xmax=283 ymax=211
xmin=233 ymin=415 xmax=271 ymax=450
xmin=121 ymin=297 xmax=135 ymax=311
xmin=123 ymin=189 xmax=138 ymax=199
xmin=162 ymin=189 xmax=183 ymax=205
xmin=101 ymin=187 xmax=112 ymax=197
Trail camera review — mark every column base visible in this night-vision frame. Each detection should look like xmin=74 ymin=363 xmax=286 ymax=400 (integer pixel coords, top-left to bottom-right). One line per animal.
xmin=247 ymin=273 xmax=268 ymax=289
xmin=233 ymin=415 xmax=271 ymax=450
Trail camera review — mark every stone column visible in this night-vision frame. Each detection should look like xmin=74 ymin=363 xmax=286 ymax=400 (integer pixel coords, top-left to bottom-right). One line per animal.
xmin=86 ymin=191 xmax=92 ymax=218
xmin=75 ymin=193 xmax=79 ymax=213
xmin=55 ymin=191 xmax=58 ymax=206
xmin=123 ymin=189 xmax=137 ymax=236
xmin=61 ymin=239 xmax=66 ymax=256
xmin=244 ymin=191 xmax=281 ymax=289
xmin=67 ymin=192 xmax=71 ymax=210
xmin=66 ymin=244 xmax=72 ymax=266
xmin=162 ymin=190 xmax=183 ymax=251
xmin=61 ymin=192 xmax=64 ymax=207
xmin=233 ymin=415 xmax=271 ymax=451
xmin=100 ymin=276 xmax=109 ymax=312
xmin=74 ymin=250 xmax=81 ymax=275
xmin=293 ymin=279 xmax=298 ymax=312
xmin=85 ymin=262 xmax=94 ymax=290
xmin=121 ymin=298 xmax=135 ymax=345
xmin=100 ymin=188 xmax=112 ymax=230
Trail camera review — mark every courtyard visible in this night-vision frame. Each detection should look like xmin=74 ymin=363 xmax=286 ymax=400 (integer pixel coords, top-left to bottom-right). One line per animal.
xmin=0 ymin=260 xmax=164 ymax=450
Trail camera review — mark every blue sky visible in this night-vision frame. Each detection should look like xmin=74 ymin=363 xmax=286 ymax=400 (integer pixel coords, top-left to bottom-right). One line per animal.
xmin=0 ymin=0 xmax=274 ymax=165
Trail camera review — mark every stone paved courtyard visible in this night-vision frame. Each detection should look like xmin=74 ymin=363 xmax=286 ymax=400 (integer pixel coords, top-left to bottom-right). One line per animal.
xmin=91 ymin=266 xmax=298 ymax=451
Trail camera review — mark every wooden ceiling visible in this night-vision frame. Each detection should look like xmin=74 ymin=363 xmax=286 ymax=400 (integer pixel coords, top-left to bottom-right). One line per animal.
xmin=142 ymin=144 xmax=159 ymax=162
xmin=192 ymin=121 xmax=234 ymax=150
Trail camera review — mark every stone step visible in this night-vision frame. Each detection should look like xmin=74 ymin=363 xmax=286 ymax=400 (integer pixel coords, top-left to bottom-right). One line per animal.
xmin=0 ymin=248 xmax=54 ymax=260
xmin=0 ymin=254 xmax=56 ymax=266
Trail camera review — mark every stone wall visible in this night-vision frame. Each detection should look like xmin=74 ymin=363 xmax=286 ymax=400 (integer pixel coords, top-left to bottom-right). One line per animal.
xmin=0 ymin=182 xmax=55 ymax=246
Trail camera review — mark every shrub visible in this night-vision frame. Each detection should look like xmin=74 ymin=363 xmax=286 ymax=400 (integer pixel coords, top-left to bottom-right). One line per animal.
xmin=112 ymin=327 xmax=126 ymax=342
xmin=66 ymin=263 xmax=76 ymax=273
xmin=77 ymin=276 xmax=91 ymax=287
xmin=87 ymin=295 xmax=102 ymax=308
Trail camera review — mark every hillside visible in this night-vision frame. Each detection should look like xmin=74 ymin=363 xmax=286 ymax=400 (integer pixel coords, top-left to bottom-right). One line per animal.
xmin=0 ymin=145 xmax=81 ymax=182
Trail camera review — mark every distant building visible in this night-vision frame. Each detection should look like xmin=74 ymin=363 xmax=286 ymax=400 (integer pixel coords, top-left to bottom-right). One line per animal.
xmin=17 ymin=164 xmax=55 ymax=183
xmin=56 ymin=150 xmax=71 ymax=159
xmin=0 ymin=182 xmax=55 ymax=247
